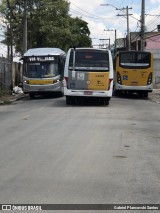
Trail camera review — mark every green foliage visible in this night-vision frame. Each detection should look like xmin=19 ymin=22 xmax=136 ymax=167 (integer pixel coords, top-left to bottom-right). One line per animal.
xmin=0 ymin=0 xmax=92 ymax=55
xmin=69 ymin=17 xmax=92 ymax=48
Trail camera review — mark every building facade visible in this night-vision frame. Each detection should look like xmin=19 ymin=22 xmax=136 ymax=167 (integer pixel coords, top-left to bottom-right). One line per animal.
xmin=115 ymin=28 xmax=160 ymax=88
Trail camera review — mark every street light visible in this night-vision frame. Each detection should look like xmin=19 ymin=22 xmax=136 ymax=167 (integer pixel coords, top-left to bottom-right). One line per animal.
xmin=100 ymin=3 xmax=118 ymax=10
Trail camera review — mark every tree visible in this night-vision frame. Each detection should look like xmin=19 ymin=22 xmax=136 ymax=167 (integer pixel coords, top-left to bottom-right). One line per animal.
xmin=69 ymin=17 xmax=92 ymax=48
xmin=0 ymin=0 xmax=92 ymax=55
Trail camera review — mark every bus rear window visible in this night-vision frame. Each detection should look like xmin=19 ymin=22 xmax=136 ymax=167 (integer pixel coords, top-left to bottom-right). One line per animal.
xmin=69 ymin=49 xmax=109 ymax=71
xmin=119 ymin=52 xmax=151 ymax=68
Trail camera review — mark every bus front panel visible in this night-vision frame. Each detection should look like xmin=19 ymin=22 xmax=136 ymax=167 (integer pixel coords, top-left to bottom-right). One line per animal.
xmin=23 ymin=55 xmax=64 ymax=94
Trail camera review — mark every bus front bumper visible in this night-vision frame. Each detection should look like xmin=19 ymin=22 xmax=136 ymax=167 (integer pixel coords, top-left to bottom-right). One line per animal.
xmin=23 ymin=81 xmax=63 ymax=93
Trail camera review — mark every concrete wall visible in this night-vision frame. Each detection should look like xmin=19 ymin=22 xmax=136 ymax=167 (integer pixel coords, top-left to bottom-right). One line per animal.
xmin=146 ymin=35 xmax=160 ymax=49
xmin=0 ymin=57 xmax=22 ymax=91
xmin=0 ymin=57 xmax=11 ymax=90
xmin=145 ymin=36 xmax=160 ymax=88
xmin=145 ymin=49 xmax=160 ymax=88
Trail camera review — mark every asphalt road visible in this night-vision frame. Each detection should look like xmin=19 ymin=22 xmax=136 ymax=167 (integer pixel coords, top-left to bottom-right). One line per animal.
xmin=0 ymin=95 xmax=160 ymax=212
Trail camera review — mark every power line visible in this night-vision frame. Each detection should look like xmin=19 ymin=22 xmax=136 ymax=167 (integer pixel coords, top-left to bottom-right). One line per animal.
xmin=69 ymin=8 xmax=117 ymax=20
xmin=145 ymin=9 xmax=160 ymax=29
xmin=146 ymin=14 xmax=160 ymax=17
xmin=69 ymin=1 xmax=103 ymax=19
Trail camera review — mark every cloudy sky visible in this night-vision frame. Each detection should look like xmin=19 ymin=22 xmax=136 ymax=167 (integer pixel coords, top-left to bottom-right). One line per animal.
xmin=0 ymin=0 xmax=160 ymax=56
xmin=69 ymin=0 xmax=160 ymax=47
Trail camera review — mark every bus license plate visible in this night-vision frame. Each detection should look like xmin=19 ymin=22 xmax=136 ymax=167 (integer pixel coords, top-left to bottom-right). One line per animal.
xmin=38 ymin=88 xmax=45 ymax=91
xmin=84 ymin=91 xmax=93 ymax=95
xmin=131 ymin=82 xmax=138 ymax=86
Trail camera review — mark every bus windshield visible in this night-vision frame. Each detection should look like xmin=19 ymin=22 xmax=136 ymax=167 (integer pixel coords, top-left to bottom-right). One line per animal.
xmin=69 ymin=49 xmax=109 ymax=71
xmin=119 ymin=52 xmax=151 ymax=69
xmin=24 ymin=62 xmax=59 ymax=78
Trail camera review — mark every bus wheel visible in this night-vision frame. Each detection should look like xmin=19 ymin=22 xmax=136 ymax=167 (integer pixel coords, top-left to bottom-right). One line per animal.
xmin=139 ymin=92 xmax=143 ymax=98
xmin=100 ymin=98 xmax=109 ymax=106
xmin=29 ymin=93 xmax=35 ymax=99
xmin=104 ymin=98 xmax=110 ymax=106
xmin=105 ymin=100 xmax=109 ymax=106
xmin=114 ymin=90 xmax=120 ymax=96
xmin=58 ymin=91 xmax=64 ymax=97
xmin=144 ymin=92 xmax=148 ymax=98
xmin=113 ymin=90 xmax=117 ymax=96
xmin=66 ymin=96 xmax=71 ymax=105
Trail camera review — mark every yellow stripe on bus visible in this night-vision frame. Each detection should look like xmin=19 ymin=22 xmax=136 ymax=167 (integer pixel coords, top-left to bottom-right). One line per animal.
xmin=28 ymin=79 xmax=54 ymax=85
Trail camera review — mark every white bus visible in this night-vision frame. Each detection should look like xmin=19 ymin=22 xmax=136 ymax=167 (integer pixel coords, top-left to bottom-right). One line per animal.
xmin=64 ymin=48 xmax=113 ymax=105
xmin=22 ymin=48 xmax=66 ymax=98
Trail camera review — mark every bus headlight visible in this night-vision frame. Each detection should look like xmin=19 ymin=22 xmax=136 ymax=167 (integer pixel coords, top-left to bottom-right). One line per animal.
xmin=147 ymin=73 xmax=152 ymax=85
xmin=24 ymin=80 xmax=29 ymax=84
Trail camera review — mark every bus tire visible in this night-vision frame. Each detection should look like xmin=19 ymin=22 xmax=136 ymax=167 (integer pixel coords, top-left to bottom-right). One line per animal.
xmin=105 ymin=100 xmax=109 ymax=106
xmin=104 ymin=98 xmax=110 ymax=106
xmin=66 ymin=96 xmax=71 ymax=105
xmin=114 ymin=90 xmax=120 ymax=96
xmin=29 ymin=93 xmax=35 ymax=99
xmin=58 ymin=91 xmax=64 ymax=97
xmin=144 ymin=92 xmax=148 ymax=98
xmin=100 ymin=98 xmax=109 ymax=106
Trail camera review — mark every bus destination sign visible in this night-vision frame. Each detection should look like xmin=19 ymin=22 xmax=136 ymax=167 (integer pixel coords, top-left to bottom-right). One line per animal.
xmin=26 ymin=56 xmax=55 ymax=62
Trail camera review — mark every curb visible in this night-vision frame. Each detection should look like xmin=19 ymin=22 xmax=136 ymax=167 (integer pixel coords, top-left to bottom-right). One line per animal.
xmin=10 ymin=94 xmax=28 ymax=102
xmin=149 ymin=99 xmax=160 ymax=104
xmin=0 ymin=94 xmax=28 ymax=105
xmin=148 ymin=90 xmax=160 ymax=104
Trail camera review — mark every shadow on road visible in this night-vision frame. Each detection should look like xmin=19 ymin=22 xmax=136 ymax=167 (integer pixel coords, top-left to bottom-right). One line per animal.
xmin=25 ymin=93 xmax=63 ymax=101
xmin=113 ymin=93 xmax=149 ymax=100
xmin=57 ymin=97 xmax=111 ymax=108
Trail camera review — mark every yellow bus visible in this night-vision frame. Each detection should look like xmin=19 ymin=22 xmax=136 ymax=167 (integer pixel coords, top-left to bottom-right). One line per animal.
xmin=64 ymin=48 xmax=113 ymax=105
xmin=114 ymin=51 xmax=153 ymax=97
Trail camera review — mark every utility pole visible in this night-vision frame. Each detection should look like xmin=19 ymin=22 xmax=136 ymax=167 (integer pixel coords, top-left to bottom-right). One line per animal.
xmin=6 ymin=0 xmax=14 ymax=89
xmin=23 ymin=0 xmax=27 ymax=54
xmin=104 ymin=29 xmax=117 ymax=55
xmin=141 ymin=0 xmax=145 ymax=51
xmin=6 ymin=0 xmax=13 ymax=62
xmin=117 ymin=6 xmax=132 ymax=51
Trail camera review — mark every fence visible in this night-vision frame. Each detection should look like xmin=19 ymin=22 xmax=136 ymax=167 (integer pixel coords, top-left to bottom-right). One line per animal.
xmin=0 ymin=56 xmax=22 ymax=92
